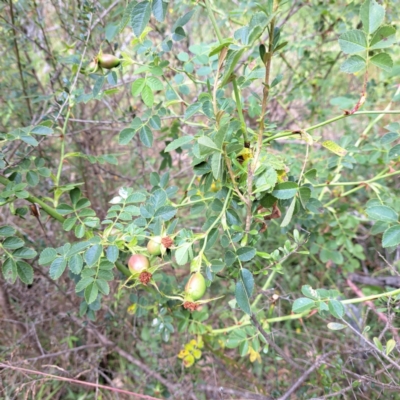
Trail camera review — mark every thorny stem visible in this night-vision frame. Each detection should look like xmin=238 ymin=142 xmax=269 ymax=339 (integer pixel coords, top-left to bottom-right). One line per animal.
xmin=314 ymin=170 xmax=400 ymax=188
xmin=9 ymin=0 xmax=33 ymax=121
xmin=341 ymin=319 xmax=400 ymax=371
xmin=246 ymin=16 xmax=276 ymax=233
xmin=55 ymin=107 xmax=71 ymax=194
xmin=0 ymin=175 xmax=130 ymax=277
xmin=212 ymin=287 xmax=400 ymax=336
xmin=0 ymin=175 xmax=65 ymax=223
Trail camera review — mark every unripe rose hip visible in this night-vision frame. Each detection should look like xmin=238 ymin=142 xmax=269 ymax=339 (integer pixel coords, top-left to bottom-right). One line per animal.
xmin=128 ymin=254 xmax=150 ymax=274
xmin=147 ymin=236 xmax=163 ymax=256
xmin=185 ymin=272 xmax=206 ymax=301
xmin=98 ymin=54 xmax=121 ymax=69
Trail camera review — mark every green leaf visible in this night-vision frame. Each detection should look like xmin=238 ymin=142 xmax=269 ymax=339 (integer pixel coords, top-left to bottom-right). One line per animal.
xmin=370 ymin=52 xmax=393 ymax=71
xmin=49 ymin=257 xmax=67 ymax=280
xmin=234 ymin=288 xmax=250 ymax=316
xmin=211 ymin=152 xmax=222 ymax=180
xmin=119 ymin=128 xmax=137 ymax=145
xmin=320 ymin=248 xmax=344 ymax=265
xmin=85 ymin=282 xmax=99 ymax=304
xmin=235 ymin=269 xmax=254 ymax=315
xmin=239 ymin=340 xmax=249 ymax=357
xmin=299 ymin=187 xmax=311 ymax=207
xmin=237 ymin=247 xmax=256 ymax=262
xmin=69 ymin=241 xmax=92 ymax=256
xmin=93 ymin=75 xmax=105 ymax=97
xmin=75 ymin=198 xmax=91 ymax=210
xmin=327 ymin=322 xmax=346 ymax=330
xmin=280 ymin=197 xmax=296 ymax=228
xmin=147 ymin=76 xmax=163 ymax=91
xmin=84 ymin=244 xmax=103 ymax=267
xmin=70 ymin=188 xmax=81 ymax=205
xmin=301 ymin=285 xmax=319 ymax=300
xmin=141 ymin=85 xmax=154 ymax=107
xmin=106 ymin=245 xmax=119 ymax=263
xmin=366 ymin=205 xmax=398 ymax=222
xmin=175 ymin=242 xmax=191 ymax=265
xmin=96 ymin=279 xmax=110 ymax=295
xmin=328 ymin=299 xmax=345 ymax=318
xmin=373 ymin=336 xmax=383 ymax=351
xmin=386 ymin=338 xmax=396 ymax=355
xmin=131 ymin=78 xmax=146 ymax=96
xmin=340 ymin=55 xmax=366 ymax=74
xmin=370 ymin=25 xmax=397 ymax=49
xmin=76 ymin=276 xmax=94 ymax=292
xmin=126 ymin=192 xmax=146 ymax=203
xmin=184 ymin=103 xmax=202 ymax=120
xmin=31 ymin=125 xmax=53 ymax=135
xmin=39 ymin=248 xmax=58 ymax=265
xmin=69 ymin=254 xmax=83 ymax=274
xmin=338 ymin=30 xmax=368 ymax=54
xmin=272 ymin=182 xmax=298 ymax=199
xmin=155 ymin=206 xmax=177 ymax=221
xmin=139 ymin=125 xmax=153 ymax=147
xmin=150 ymin=188 xmax=167 ymax=209
xmin=292 ymin=298 xmax=315 ymax=313
xmin=0 ymin=226 xmax=16 ymax=237
xmin=389 ymin=144 xmax=400 ymax=160
xmin=63 ymin=217 xmax=77 ymax=231
xmin=105 ymin=22 xmax=119 ymax=42
xmin=241 ymin=269 xmax=254 ymax=297
xmin=219 ymin=48 xmax=245 ymax=87
xmin=2 ymin=258 xmax=17 ymax=283
xmin=119 ymin=1 xmax=137 ymax=32
xmin=131 ymin=1 xmax=151 ymax=37
xmin=172 ymin=9 xmax=195 ymax=31
xmin=75 ymin=224 xmax=86 ymax=239
xmin=56 ymin=203 xmax=74 ymax=215
xmin=382 ymin=225 xmax=400 ymax=248
xmin=360 ymin=0 xmax=385 ymax=34
xmin=152 ymin=0 xmax=167 ymax=22
xmin=26 ymin=171 xmax=39 ymax=186
xmin=13 ymin=247 xmax=37 ymax=259
xmin=209 ymin=39 xmax=233 ymax=57
xmin=16 ymin=261 xmax=33 ymax=284
xmin=165 ymin=136 xmax=193 ymax=152
xmin=198 ymin=136 xmax=220 ymax=155
xmin=2 ymin=237 xmax=24 ymax=250
xmin=321 ymin=140 xmax=347 ymax=156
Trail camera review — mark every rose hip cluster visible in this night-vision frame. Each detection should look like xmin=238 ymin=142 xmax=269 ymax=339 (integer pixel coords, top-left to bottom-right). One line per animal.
xmin=127 ymin=236 xmax=207 ymax=310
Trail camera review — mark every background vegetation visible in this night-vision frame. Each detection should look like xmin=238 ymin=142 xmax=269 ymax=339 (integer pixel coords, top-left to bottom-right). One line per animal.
xmin=0 ymin=0 xmax=399 ymax=399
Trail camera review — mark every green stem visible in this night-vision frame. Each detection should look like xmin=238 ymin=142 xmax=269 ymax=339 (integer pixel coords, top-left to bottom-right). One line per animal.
xmin=55 ymin=107 xmax=71 ymax=190
xmin=204 ymin=0 xmax=223 ymax=43
xmin=314 ymin=170 xmax=400 ymax=188
xmin=305 ymin=110 xmax=400 ymax=132
xmin=211 ymin=287 xmax=400 ymax=335
xmin=0 ymin=175 xmax=65 ymax=223
xmin=324 ymin=185 xmax=363 ymax=208
xmin=342 ymin=288 xmax=400 ymax=305
xmin=306 ymin=114 xmax=348 ymax=132
xmin=232 ymin=78 xmax=248 ymax=143
xmin=264 ymin=130 xmax=298 ymax=143
xmin=115 ymin=261 xmax=130 ymax=277
xmin=264 ymin=110 xmax=400 ymax=145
